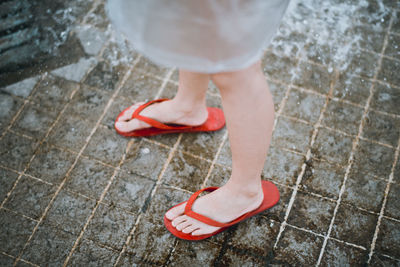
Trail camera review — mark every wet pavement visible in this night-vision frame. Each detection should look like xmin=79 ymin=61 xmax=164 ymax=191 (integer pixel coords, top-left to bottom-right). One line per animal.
xmin=1 ymin=0 xmax=400 ymax=266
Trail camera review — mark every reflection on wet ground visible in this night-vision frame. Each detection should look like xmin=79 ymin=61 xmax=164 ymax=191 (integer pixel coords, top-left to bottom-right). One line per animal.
xmin=0 ymin=0 xmax=400 ymax=266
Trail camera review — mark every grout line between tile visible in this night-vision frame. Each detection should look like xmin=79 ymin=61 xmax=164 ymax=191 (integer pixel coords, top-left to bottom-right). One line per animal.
xmin=62 ymin=137 xmax=135 ymax=267
xmin=367 ymin=133 xmax=400 ymax=263
xmin=201 ymin=131 xmax=229 ymax=188
xmin=0 ymin=74 xmax=46 ymax=141
xmin=315 ymin=12 xmax=395 ymax=267
xmin=113 ymin=134 xmax=182 ymax=266
xmin=273 ymin=69 xmax=339 ymax=251
xmin=11 ymin=39 xmax=122 ymax=266
xmin=154 ymin=68 xmax=175 ymax=99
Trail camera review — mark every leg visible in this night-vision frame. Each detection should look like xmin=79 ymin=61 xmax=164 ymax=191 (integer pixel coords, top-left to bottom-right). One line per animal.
xmin=115 ymin=70 xmax=210 ymax=132
xmin=165 ymin=60 xmax=275 ymax=235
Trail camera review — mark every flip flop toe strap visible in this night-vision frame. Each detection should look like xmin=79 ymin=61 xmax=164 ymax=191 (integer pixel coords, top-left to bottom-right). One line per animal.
xmin=184 ymin=187 xmax=243 ymax=228
xmin=131 ymin=99 xmax=193 ymax=130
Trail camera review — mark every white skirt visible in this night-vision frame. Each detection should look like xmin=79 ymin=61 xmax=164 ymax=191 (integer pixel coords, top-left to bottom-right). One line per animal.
xmin=106 ymin=0 xmax=290 ymax=73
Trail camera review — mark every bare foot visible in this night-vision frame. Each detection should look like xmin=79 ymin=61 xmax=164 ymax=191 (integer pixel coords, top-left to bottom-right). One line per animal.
xmin=165 ymin=182 xmax=264 ymax=236
xmin=115 ymin=100 xmax=208 ymax=133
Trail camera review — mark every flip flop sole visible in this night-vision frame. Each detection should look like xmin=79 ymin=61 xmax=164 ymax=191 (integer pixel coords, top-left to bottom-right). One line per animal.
xmin=115 ymin=106 xmax=225 ymax=137
xmin=164 ymin=181 xmax=280 ymax=241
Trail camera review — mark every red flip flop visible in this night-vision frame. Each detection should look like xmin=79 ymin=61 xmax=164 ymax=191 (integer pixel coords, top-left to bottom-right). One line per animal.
xmin=114 ymin=99 xmax=225 ymax=137
xmin=164 ymin=180 xmax=280 ymax=241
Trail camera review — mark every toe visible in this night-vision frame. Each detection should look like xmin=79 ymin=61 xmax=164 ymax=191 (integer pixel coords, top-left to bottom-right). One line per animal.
xmin=191 ymin=229 xmax=207 ymax=236
xmin=176 ymin=220 xmax=192 ymax=231
xmin=117 ymin=102 xmax=145 ymax=122
xmin=165 ymin=203 xmax=186 ymax=221
xmin=171 ymin=215 xmax=188 ymax=228
xmin=182 ymin=224 xmax=199 ymax=234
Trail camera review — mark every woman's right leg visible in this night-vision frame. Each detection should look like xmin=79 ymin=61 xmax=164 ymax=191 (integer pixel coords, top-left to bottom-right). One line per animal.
xmin=115 ymin=70 xmax=210 ymax=132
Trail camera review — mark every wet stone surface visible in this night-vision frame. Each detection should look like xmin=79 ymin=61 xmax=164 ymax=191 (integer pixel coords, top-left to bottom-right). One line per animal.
xmin=1 ymin=0 xmax=399 ymax=266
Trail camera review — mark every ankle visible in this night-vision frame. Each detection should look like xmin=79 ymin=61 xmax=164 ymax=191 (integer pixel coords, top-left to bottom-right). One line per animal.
xmin=223 ymin=179 xmax=263 ymax=199
xmin=169 ymin=98 xmax=207 ymax=115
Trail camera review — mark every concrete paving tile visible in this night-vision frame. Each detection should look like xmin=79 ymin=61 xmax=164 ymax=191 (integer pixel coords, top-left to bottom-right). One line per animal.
xmin=369 ymin=252 xmax=400 ymax=267
xmin=205 ymin=164 xmax=231 ymax=187
xmin=14 ymin=260 xmax=33 ymax=267
xmin=84 ymin=202 xmax=136 ymax=249
xmin=25 ymin=143 xmax=76 ymax=185
xmin=283 ymin=88 xmax=325 ymax=124
xmin=47 ymin=113 xmax=96 ymax=151
xmin=219 ymin=248 xmax=265 ymax=267
xmin=76 ymin=26 xmax=107 ymax=56
xmin=83 ymin=60 xmax=125 ymax=92
xmin=0 ymin=168 xmax=19 ymax=203
xmin=44 ymin=189 xmax=96 ymax=235
xmin=3 ymin=175 xmax=56 ymax=220
xmin=216 ymin=139 xmax=231 ymax=167
xmin=126 ymin=187 xmax=189 ymax=263
xmin=271 ymin=116 xmax=313 ymax=153
xmin=273 ymin=226 xmax=323 ymax=266
xmin=228 ymin=216 xmax=280 ymax=257
xmin=370 ymin=82 xmax=400 ymax=116
xmin=135 ymin=57 xmax=169 ymax=78
xmin=65 ymin=84 xmax=112 ymax=123
xmin=121 ymin=140 xmax=169 ymax=180
xmin=301 ymin=41 xmax=336 ymax=67
xmin=375 ymin=218 xmax=400 ymax=259
xmin=118 ymin=71 xmax=162 ymax=102
xmin=392 ymin=10 xmax=400 ymax=34
xmin=67 ymin=238 xmax=118 ymax=267
xmin=0 ymin=93 xmax=23 ymax=134
xmin=352 ymin=139 xmax=395 ymax=178
xmin=65 ymin=157 xmax=114 ymax=199
xmin=395 ymin=157 xmax=400 ymax=184
xmin=262 ymin=51 xmax=298 ymax=84
xmin=300 ymin=159 xmax=345 ymax=200
xmin=287 ymin=191 xmax=335 ymax=235
xmin=385 ymin=34 xmax=400 ymax=60
xmin=52 ymin=57 xmax=97 ymax=82
xmin=269 ymin=22 xmax=307 ymax=58
xmin=0 ymin=132 xmax=38 ymax=172
xmin=104 ymin=171 xmax=155 ymax=214
xmin=169 ymin=241 xmax=221 ymax=266
xmin=312 ymin=127 xmax=353 ymax=165
xmin=333 ymin=73 xmax=372 ymax=106
xmin=353 ymin=1 xmax=392 ymax=30
xmin=102 ymin=95 xmax=127 ymax=129
xmin=158 ymin=80 xmax=178 ymax=99
xmin=342 ymin=169 xmax=386 ymax=213
xmin=385 ymin=183 xmax=400 ymax=220
xmin=268 ymin=80 xmax=287 ymax=112
xmin=320 ymin=239 xmax=368 ymax=266
xmin=85 ymin=3 xmax=109 ymax=30
xmin=265 ymin=184 xmax=293 ymax=223
xmin=12 ymin=102 xmax=58 ymax=140
xmin=1 ymin=76 xmax=39 ymax=98
xmin=0 ymin=254 xmax=14 ymax=266
xmin=263 ymin=146 xmax=305 ymax=186
xmin=30 ymin=75 xmax=77 ymax=111
xmin=163 ymin=150 xmax=211 ymax=192
xmin=331 ymin=204 xmax=378 ymax=248
xmin=322 ymin=99 xmax=364 ymax=136
xmin=0 ymin=209 xmax=36 ymax=257
xmin=362 ymin=109 xmax=400 ymax=147
xmin=178 ymin=130 xmax=225 ymax=161
xmin=21 ymin=223 xmax=76 ymax=266
xmin=378 ymin=57 xmax=400 ymax=87
xmin=342 ymin=49 xmax=380 ymax=79
xmin=146 ymin=133 xmax=180 ymax=148
xmin=83 ymin=125 xmax=128 ymax=166
xmin=347 ymin=25 xmax=386 ymax=53
xmin=293 ymin=61 xmax=334 ymax=94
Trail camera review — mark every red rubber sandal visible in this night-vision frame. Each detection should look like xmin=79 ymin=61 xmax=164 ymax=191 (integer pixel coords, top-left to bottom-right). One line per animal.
xmin=114 ymin=99 xmax=225 ymax=137
xmin=164 ymin=180 xmax=280 ymax=241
